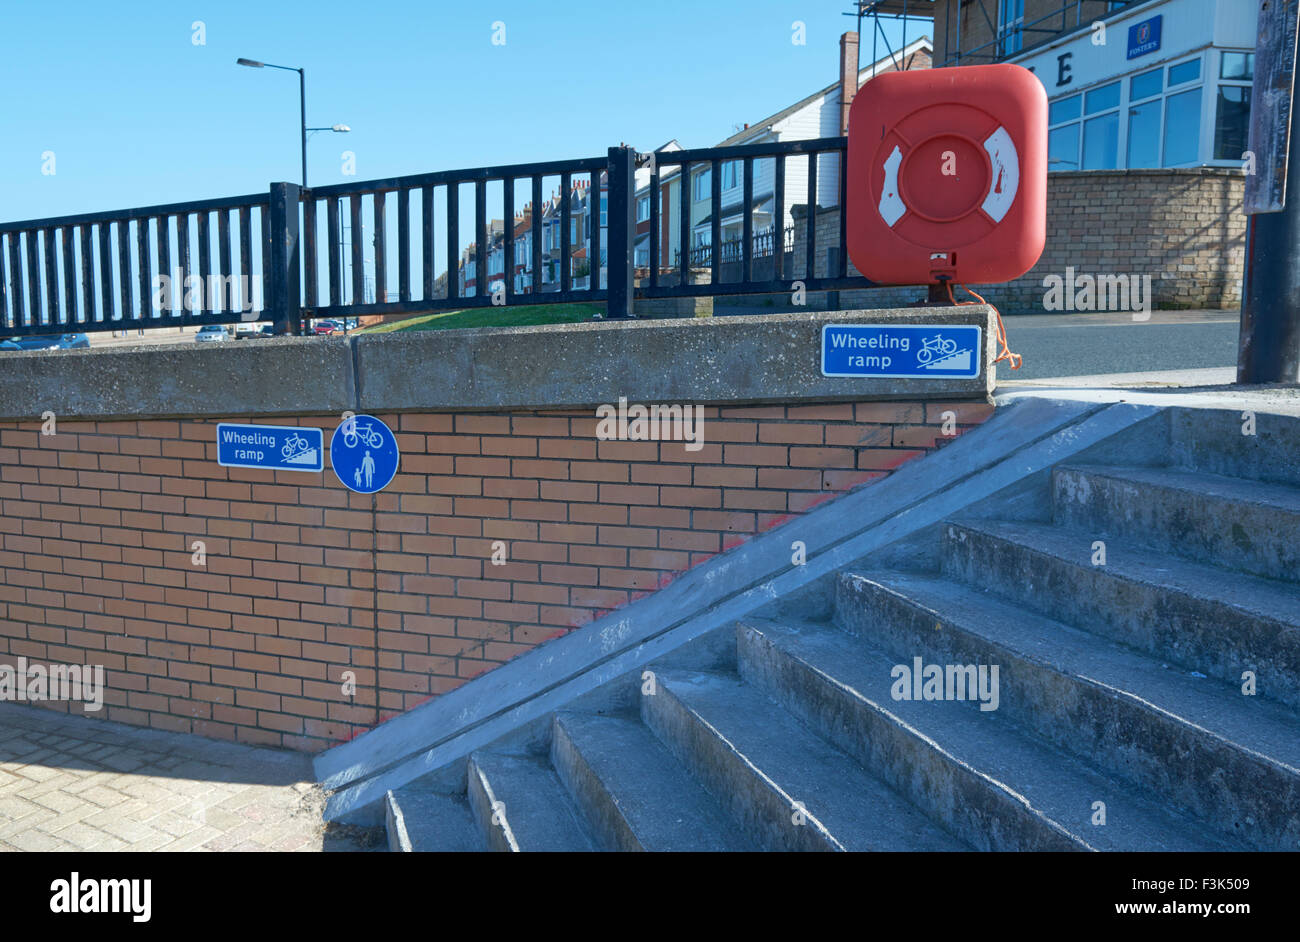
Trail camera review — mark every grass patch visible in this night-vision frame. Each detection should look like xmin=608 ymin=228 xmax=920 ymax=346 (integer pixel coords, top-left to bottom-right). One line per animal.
xmin=359 ymin=302 xmax=603 ymax=334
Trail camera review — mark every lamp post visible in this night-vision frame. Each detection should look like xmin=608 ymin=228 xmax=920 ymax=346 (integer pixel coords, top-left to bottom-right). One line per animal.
xmin=236 ymin=59 xmax=350 ymax=188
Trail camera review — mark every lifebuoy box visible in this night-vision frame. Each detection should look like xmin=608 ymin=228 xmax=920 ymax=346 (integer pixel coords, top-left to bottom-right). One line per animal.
xmin=846 ymin=64 xmax=1047 ymax=286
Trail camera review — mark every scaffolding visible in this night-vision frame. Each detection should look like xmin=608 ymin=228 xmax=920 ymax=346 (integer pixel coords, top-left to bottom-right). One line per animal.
xmin=845 ymin=1 xmax=937 ymax=74
xmin=849 ymin=0 xmax=1152 ymax=69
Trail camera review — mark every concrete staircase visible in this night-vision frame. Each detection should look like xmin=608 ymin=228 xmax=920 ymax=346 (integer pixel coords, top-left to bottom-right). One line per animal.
xmin=379 ymin=406 xmax=1300 ymax=852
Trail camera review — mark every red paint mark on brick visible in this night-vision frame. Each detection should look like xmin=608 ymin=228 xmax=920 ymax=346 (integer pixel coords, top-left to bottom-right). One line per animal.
xmin=759 ymin=513 xmax=798 ymax=533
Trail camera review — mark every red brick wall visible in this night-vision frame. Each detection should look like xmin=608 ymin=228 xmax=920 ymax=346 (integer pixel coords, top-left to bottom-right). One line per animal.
xmin=0 ymin=399 xmax=993 ymax=751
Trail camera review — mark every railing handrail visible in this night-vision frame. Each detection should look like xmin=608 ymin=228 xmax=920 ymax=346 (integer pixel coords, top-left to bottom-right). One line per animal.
xmin=1 ymin=136 xmax=874 ymax=338
xmin=0 ymin=191 xmax=268 ymax=235
xmin=303 ymin=155 xmax=609 ymax=200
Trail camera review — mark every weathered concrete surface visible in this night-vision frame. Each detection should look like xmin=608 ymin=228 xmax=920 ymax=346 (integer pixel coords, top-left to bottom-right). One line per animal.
xmin=0 ymin=337 xmax=356 ymax=422
xmin=0 ymin=307 xmax=995 ymax=422
xmin=353 ymin=307 xmax=996 ymax=412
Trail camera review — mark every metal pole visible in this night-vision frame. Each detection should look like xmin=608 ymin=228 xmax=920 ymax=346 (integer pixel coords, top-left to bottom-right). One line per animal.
xmin=1239 ymin=0 xmax=1300 ymax=384
xmin=606 ymin=146 xmax=636 ymax=318
xmin=299 ymin=68 xmax=308 ymax=188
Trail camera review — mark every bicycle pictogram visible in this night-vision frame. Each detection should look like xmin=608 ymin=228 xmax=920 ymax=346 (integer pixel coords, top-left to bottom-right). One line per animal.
xmin=916 ymin=334 xmax=958 ymax=364
xmin=342 ymin=419 xmax=384 ymax=450
xmin=281 ymin=432 xmax=310 ymax=459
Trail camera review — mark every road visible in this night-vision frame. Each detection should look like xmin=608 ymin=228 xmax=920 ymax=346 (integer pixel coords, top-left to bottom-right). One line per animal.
xmin=996 ymin=310 xmax=1239 ymax=383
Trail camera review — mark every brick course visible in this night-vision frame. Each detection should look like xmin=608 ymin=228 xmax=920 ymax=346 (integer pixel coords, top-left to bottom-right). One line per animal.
xmin=0 ymin=399 xmax=992 ymax=751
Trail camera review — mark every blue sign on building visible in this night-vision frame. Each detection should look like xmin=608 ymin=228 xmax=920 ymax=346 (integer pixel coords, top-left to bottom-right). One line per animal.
xmin=330 ymin=414 xmax=400 ymax=494
xmin=216 ymin=423 xmax=323 ymax=472
xmin=821 ymin=324 xmax=982 ymax=379
xmin=1127 ymin=15 xmax=1162 ymax=60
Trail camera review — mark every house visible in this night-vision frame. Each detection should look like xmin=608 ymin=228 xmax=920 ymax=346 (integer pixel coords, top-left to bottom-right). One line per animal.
xmin=684 ymin=34 xmax=933 ymax=261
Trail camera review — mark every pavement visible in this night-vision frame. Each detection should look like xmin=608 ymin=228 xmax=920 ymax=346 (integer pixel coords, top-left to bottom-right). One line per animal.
xmin=0 ymin=704 xmax=381 ymax=852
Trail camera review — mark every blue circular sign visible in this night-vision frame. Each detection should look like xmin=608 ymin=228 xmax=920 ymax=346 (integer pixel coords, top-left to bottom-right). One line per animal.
xmin=331 ymin=415 xmax=399 ymax=493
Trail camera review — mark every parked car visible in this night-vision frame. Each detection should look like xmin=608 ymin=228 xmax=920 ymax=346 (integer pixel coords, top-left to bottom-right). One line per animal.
xmin=233 ymin=322 xmax=266 ymax=339
xmin=195 ymin=324 xmax=229 ymax=343
xmin=3 ymin=333 xmax=89 ymax=351
xmin=260 ymin=325 xmax=276 ymax=337
xmin=0 ymin=339 xmax=20 ymax=351
xmin=312 ymin=319 xmax=340 ymax=335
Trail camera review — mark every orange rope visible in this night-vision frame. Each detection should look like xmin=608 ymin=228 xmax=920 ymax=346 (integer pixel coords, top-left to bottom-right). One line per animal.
xmin=945 ymin=282 xmax=1022 ymax=370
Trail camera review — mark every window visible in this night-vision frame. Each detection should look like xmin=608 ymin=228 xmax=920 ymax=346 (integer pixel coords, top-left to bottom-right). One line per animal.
xmin=721 ymin=161 xmax=740 ymax=190
xmin=1169 ymin=59 xmax=1201 ymax=87
xmin=600 ymin=195 xmax=607 ymax=227
xmin=1127 ymin=100 xmax=1162 ymax=168
xmin=1127 ymin=69 xmax=1163 ymax=170
xmin=636 ymin=196 xmax=650 ymax=222
xmin=694 ymin=168 xmax=711 ymax=201
xmin=1215 ymin=52 xmax=1253 ymax=161
xmin=1048 ymin=94 xmax=1081 ymax=171
xmin=1049 ymin=124 xmax=1081 ymax=170
xmin=1046 ymin=55 xmax=1206 ymax=172
xmin=999 ymin=0 xmax=1024 ymax=57
xmin=1163 ymin=87 xmax=1202 ymax=165
xmin=1220 ymin=52 xmax=1254 ymax=81
xmin=1082 ymin=82 xmax=1121 ymax=170
xmin=571 ymin=218 xmax=577 ymax=243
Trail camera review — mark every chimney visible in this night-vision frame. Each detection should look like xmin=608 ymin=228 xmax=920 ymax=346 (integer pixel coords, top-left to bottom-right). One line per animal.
xmin=839 ymin=31 xmax=860 ymax=136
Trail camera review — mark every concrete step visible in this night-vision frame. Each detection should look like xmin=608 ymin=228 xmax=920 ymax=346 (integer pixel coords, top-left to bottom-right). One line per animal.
xmin=738 ymin=617 xmax=1234 ymax=852
xmin=466 ymin=752 xmax=595 ymax=852
xmin=833 ymin=570 xmax=1300 ymax=850
xmin=1052 ymin=464 xmax=1300 ymax=582
xmin=641 ymin=669 xmax=967 ymax=852
xmin=1170 ymin=408 xmax=1300 ymax=488
xmin=941 ymin=518 xmax=1300 ymax=711
xmin=551 ymin=711 xmax=753 ymax=851
xmin=385 ymin=786 xmax=480 ymax=852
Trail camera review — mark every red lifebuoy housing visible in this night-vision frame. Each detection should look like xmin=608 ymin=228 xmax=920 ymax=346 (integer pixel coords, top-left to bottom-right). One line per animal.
xmin=846 ymin=63 xmax=1047 ymax=286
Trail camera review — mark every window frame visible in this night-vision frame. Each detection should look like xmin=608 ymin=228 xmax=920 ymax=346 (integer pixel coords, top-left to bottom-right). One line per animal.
xmin=1044 ymin=52 xmax=1209 ymax=172
xmin=1212 ymin=49 xmax=1253 ymax=164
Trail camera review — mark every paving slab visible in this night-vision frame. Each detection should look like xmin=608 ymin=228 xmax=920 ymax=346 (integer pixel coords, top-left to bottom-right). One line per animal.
xmin=0 ymin=703 xmax=379 ymax=852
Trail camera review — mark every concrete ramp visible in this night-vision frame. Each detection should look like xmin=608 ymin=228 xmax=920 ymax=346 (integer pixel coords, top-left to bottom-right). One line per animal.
xmin=317 ymin=388 xmax=1300 ymax=852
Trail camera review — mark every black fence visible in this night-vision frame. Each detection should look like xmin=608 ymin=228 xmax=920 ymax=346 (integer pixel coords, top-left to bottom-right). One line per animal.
xmin=0 ymin=138 xmax=875 ymax=337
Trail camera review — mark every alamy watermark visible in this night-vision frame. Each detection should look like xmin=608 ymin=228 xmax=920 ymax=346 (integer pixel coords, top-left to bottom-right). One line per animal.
xmin=595 ymin=397 xmax=704 ymax=452
xmin=0 ymin=658 xmax=105 ymax=711
xmin=1042 ymin=266 xmax=1151 ymax=320
xmin=890 ymin=657 xmax=1000 ymax=711
xmin=151 ymin=270 xmax=262 ymax=316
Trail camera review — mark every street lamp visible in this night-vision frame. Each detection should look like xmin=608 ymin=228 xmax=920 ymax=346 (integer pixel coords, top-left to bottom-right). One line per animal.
xmin=236 ymin=58 xmax=349 ymax=187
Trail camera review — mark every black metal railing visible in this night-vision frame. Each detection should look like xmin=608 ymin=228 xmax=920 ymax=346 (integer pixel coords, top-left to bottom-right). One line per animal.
xmin=0 ymin=192 xmax=270 ymax=337
xmin=681 ymin=226 xmax=795 ymax=267
xmin=0 ymin=138 xmax=874 ymax=336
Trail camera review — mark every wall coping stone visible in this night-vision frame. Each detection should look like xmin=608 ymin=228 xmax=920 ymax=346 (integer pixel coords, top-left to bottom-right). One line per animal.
xmin=0 ymin=307 xmax=995 ymax=422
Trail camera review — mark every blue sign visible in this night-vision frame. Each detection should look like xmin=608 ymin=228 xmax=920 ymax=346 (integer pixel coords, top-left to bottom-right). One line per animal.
xmin=330 ymin=415 xmax=399 ymax=493
xmin=217 ymin=423 xmax=323 ymax=472
xmin=1127 ymin=15 xmax=1162 ymax=60
xmin=821 ymin=324 xmax=982 ymax=379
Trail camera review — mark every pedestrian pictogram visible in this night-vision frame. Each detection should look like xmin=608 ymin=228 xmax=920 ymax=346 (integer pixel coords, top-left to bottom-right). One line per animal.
xmin=330 ymin=415 xmax=399 ymax=494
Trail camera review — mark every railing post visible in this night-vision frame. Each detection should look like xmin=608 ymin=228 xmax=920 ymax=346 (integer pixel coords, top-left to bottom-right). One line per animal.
xmin=268 ymin=182 xmax=302 ymax=335
xmin=605 ymin=146 xmax=636 ymax=318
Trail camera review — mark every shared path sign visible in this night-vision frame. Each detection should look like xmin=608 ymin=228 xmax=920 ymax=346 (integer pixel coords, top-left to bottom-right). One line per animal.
xmin=216 ymin=423 xmax=324 ymax=472
xmin=821 ymin=324 xmax=982 ymax=379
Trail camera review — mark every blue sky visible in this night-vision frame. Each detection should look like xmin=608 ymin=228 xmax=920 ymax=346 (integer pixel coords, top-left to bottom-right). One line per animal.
xmin=0 ymin=0 xmax=928 ymax=223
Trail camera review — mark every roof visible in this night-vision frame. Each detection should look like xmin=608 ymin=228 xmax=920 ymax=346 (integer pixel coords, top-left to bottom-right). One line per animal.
xmin=713 ymin=35 xmax=932 ymax=147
